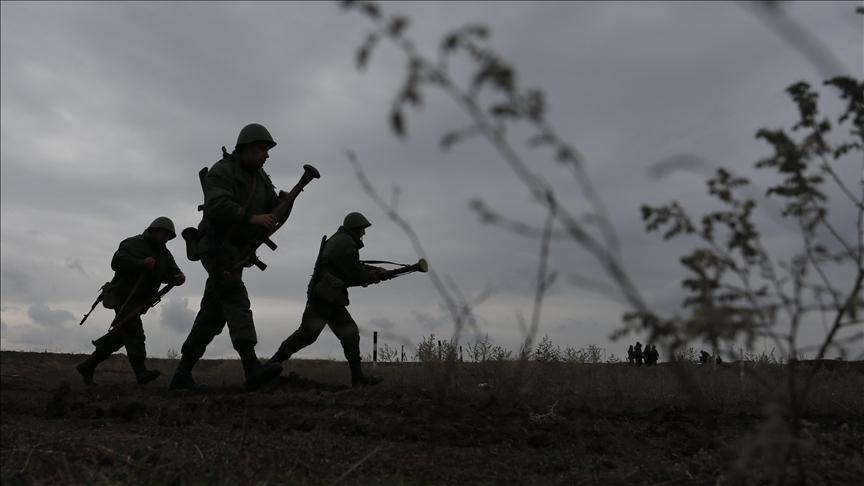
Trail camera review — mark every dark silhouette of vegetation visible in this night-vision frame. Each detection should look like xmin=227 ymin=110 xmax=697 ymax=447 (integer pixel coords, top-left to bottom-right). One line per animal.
xmin=337 ymin=1 xmax=862 ymax=483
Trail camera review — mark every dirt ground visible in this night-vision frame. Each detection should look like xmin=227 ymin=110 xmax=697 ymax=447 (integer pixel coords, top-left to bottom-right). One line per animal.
xmin=1 ymin=351 xmax=862 ymax=485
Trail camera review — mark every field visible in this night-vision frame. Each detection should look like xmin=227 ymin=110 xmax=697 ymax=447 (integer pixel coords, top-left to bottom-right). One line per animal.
xmin=1 ymin=351 xmax=862 ymax=485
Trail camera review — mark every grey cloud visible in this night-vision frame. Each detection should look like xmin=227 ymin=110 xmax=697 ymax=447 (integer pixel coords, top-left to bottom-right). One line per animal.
xmin=2 ymin=1 xmax=860 ymax=359
xmin=27 ymin=303 xmax=75 ymax=327
xmin=1 ymin=322 xmax=87 ymax=353
xmin=1 ymin=264 xmax=32 ymax=299
xmin=366 ymin=317 xmax=396 ymax=331
xmin=66 ymin=258 xmax=87 ymax=275
xmin=411 ymin=311 xmax=447 ymax=333
xmin=159 ymin=297 xmax=196 ymax=333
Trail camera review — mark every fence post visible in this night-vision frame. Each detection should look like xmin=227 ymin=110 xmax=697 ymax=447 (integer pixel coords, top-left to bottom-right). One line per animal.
xmin=401 ymin=344 xmax=405 ymax=362
xmin=373 ymin=331 xmax=378 ymax=367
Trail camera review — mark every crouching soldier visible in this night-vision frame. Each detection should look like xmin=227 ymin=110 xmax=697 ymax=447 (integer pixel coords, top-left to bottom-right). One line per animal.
xmin=268 ymin=212 xmax=383 ymax=387
xmin=75 ymin=217 xmax=186 ymax=385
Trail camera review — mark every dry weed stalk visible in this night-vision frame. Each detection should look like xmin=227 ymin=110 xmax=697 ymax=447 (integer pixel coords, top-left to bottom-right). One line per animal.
xmin=338 ymin=1 xmax=863 ymax=482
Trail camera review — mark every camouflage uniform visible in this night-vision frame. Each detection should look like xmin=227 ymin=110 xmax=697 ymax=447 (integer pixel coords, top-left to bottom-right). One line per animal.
xmin=170 ymin=124 xmax=283 ymax=390
xmin=76 ymin=220 xmax=183 ymax=385
xmin=269 ymin=217 xmax=382 ymax=386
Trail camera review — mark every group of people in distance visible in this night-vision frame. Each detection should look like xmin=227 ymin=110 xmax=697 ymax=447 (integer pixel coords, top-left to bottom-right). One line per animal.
xmin=75 ymin=123 xmax=388 ymax=391
xmin=699 ymin=350 xmax=723 ymax=365
xmin=627 ymin=342 xmax=659 ymax=365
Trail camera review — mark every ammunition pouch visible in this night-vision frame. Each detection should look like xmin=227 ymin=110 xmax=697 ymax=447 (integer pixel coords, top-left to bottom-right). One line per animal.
xmin=182 ymin=227 xmax=202 ymax=262
xmin=101 ymin=281 xmax=119 ymax=309
xmin=312 ymin=272 xmax=348 ymax=307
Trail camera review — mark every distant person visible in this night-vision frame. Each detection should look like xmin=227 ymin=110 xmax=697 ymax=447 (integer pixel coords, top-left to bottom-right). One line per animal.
xmin=645 ymin=345 xmax=658 ymax=365
xmin=699 ymin=350 xmax=711 ymax=364
xmin=169 ymin=123 xmax=285 ymax=391
xmin=715 ymin=354 xmax=723 ymax=365
xmin=267 ymin=212 xmax=384 ymax=387
xmin=627 ymin=345 xmax=635 ymax=364
xmin=634 ymin=342 xmax=644 ymax=365
xmin=75 ymin=217 xmax=186 ymax=385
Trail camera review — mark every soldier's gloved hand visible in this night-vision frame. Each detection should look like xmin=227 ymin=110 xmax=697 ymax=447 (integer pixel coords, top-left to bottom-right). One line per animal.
xmin=368 ymin=270 xmax=382 ymax=285
xmin=250 ymin=213 xmax=277 ymax=231
xmin=173 ymin=273 xmax=186 ymax=286
xmin=143 ymin=257 xmax=157 ymax=271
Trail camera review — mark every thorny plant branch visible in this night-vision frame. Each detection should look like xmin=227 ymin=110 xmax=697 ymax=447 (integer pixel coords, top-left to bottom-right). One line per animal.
xmin=818 ymin=153 xmax=863 ymax=210
xmin=525 ymin=197 xmax=557 ymax=351
xmin=339 ymin=0 xmax=651 ymax=320
xmin=739 ymin=1 xmax=853 ymax=81
xmin=469 ymin=199 xmax=573 ymax=240
xmin=339 ymin=5 xmax=863 ymax=483
xmin=345 ymin=150 xmax=480 ymax=342
xmin=338 ymin=0 xmax=722 ymax=412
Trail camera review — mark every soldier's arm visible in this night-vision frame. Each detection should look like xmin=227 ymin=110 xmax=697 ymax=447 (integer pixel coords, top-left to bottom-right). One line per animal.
xmin=332 ymin=244 xmax=375 ymax=287
xmin=111 ymin=238 xmax=146 ymax=273
xmin=161 ymin=251 xmax=185 ymax=285
xmin=261 ymin=170 xmax=280 ymax=213
xmin=204 ymin=163 xmax=253 ymax=227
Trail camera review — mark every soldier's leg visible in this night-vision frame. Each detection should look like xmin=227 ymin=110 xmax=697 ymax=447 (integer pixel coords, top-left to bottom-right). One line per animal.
xmin=269 ymin=300 xmax=330 ymax=364
xmin=328 ymin=307 xmax=381 ymax=387
xmin=217 ymin=272 xmax=281 ymax=390
xmin=121 ymin=319 xmax=160 ymax=385
xmin=76 ymin=323 xmax=125 ymax=385
xmin=171 ymin=275 xmax=226 ymax=390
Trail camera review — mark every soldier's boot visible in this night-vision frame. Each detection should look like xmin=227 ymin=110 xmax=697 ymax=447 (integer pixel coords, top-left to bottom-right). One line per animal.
xmin=169 ymin=353 xmax=202 ymax=390
xmin=349 ymin=359 xmax=383 ymax=387
xmin=266 ymin=346 xmax=292 ymax=366
xmin=236 ymin=341 xmax=282 ymax=391
xmin=75 ymin=349 xmax=110 ymax=386
xmin=130 ymin=360 xmax=161 ymax=385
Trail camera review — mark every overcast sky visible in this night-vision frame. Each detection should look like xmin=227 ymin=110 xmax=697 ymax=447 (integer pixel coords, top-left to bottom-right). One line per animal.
xmin=1 ymin=1 xmax=862 ymax=361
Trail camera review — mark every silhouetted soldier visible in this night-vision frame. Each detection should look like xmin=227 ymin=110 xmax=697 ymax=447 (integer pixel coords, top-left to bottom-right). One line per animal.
xmin=648 ymin=345 xmax=659 ymax=365
xmin=268 ymin=212 xmax=384 ymax=387
xmin=75 ymin=217 xmax=186 ymax=385
xmin=169 ymin=123 xmax=284 ymax=391
xmin=634 ymin=342 xmax=644 ymax=365
xmin=715 ymin=354 xmax=723 ymax=364
xmin=699 ymin=350 xmax=710 ymax=364
xmin=627 ymin=345 xmax=635 ymax=364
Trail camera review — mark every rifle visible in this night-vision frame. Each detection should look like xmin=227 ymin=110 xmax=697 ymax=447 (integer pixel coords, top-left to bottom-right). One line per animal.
xmin=103 ymin=283 xmax=175 ymax=334
xmin=363 ymin=258 xmax=429 ymax=282
xmin=79 ymin=282 xmax=108 ymax=326
xmin=306 ymin=235 xmax=328 ymax=300
xmin=185 ymin=158 xmax=283 ymax=265
xmin=225 ymin=163 xmax=321 ymax=273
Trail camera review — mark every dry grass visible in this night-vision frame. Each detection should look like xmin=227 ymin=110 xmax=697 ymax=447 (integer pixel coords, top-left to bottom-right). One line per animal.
xmin=2 ymin=351 xmax=862 ymax=485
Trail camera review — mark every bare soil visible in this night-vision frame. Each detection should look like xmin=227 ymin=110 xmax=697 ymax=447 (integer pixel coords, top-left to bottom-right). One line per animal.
xmin=1 ymin=351 xmax=862 ymax=485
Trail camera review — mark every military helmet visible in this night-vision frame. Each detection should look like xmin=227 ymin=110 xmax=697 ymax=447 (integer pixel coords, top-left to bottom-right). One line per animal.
xmin=235 ymin=123 xmax=277 ymax=149
xmin=147 ymin=216 xmax=176 ymax=239
xmin=343 ymin=212 xmax=371 ymax=230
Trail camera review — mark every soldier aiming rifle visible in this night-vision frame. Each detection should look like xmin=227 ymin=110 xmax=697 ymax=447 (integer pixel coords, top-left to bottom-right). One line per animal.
xmin=268 ymin=212 xmax=428 ymax=387
xmin=75 ymin=217 xmax=186 ymax=385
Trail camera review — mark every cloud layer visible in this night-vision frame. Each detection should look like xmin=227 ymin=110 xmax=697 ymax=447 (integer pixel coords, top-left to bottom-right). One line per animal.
xmin=2 ymin=2 xmax=861 ymax=359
